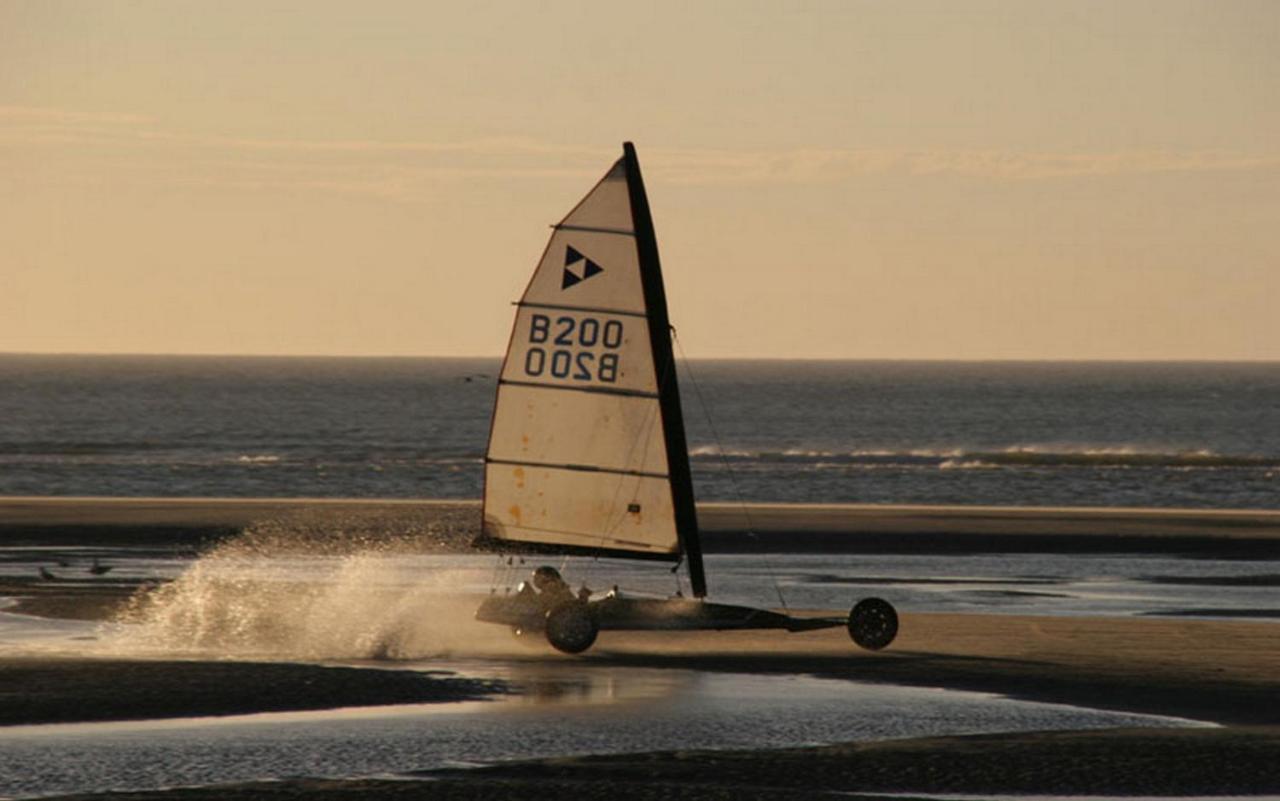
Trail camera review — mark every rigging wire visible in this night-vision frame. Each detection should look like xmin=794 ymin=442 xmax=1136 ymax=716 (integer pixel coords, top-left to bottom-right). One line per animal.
xmin=672 ymin=328 xmax=789 ymax=612
xmin=489 ymin=553 xmax=506 ymax=594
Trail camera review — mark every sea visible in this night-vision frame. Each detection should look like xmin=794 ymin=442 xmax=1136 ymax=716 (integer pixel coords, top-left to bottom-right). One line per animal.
xmin=1 ymin=354 xmax=1278 ymax=508
xmin=3 ymin=355 xmax=1279 ymax=798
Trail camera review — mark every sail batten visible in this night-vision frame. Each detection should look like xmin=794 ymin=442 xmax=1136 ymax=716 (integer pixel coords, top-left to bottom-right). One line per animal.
xmin=480 ymin=145 xmax=701 ymax=587
xmin=496 ymin=379 xmax=659 ymax=400
xmin=486 ymin=457 xmax=669 ymax=480
xmin=552 ymin=224 xmax=636 ymax=237
xmin=516 ymin=301 xmax=649 ymax=319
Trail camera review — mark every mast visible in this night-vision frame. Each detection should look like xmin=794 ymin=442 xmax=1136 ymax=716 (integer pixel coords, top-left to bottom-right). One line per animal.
xmin=622 ymin=142 xmax=707 ymax=598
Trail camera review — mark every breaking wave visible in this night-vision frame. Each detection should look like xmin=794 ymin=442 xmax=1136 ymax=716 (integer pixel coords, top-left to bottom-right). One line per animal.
xmin=688 ymin=445 xmax=1280 ymax=470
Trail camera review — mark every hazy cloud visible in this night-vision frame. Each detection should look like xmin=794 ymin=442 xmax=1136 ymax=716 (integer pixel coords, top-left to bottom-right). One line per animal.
xmin=4 ymin=105 xmax=1277 ymax=198
xmin=0 ymin=106 xmax=152 ymax=125
xmin=647 ymin=146 xmax=1280 ymax=183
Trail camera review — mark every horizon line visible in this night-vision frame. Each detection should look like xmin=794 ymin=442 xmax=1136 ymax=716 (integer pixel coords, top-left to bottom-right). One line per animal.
xmin=3 ymin=350 xmax=1279 ymax=366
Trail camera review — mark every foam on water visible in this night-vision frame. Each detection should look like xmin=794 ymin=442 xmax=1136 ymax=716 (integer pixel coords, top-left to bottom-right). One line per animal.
xmin=5 ymin=356 xmax=1280 ymax=506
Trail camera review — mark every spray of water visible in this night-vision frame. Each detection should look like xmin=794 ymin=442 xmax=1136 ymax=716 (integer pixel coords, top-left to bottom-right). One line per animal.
xmin=106 ymin=509 xmax=517 ymax=660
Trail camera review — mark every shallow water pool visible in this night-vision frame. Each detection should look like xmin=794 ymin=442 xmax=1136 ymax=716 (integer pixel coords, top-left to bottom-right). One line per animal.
xmin=0 ymin=662 xmax=1211 ymax=799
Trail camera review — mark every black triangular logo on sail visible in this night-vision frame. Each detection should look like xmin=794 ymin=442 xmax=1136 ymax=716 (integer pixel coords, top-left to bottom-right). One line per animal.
xmin=561 ymin=245 xmax=604 ymax=290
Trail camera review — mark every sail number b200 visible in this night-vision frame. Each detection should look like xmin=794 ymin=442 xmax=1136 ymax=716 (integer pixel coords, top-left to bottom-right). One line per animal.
xmin=524 ymin=314 xmax=622 ymax=383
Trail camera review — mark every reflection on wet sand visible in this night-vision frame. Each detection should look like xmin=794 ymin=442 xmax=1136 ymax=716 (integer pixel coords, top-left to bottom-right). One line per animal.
xmin=0 ymin=663 xmax=1203 ymax=799
xmin=3 ymin=533 xmax=1280 ymax=798
xmin=501 ymin=665 xmax=691 ymax=706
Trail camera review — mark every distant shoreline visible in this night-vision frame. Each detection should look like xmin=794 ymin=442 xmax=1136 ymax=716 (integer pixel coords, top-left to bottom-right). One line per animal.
xmin=5 ymin=351 xmax=1280 ymax=364
xmin=3 ymin=496 xmax=1279 ymax=556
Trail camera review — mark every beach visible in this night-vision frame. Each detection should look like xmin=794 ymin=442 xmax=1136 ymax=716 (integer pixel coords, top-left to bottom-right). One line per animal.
xmin=6 ymin=495 xmax=1280 ymax=553
xmin=3 ymin=498 xmax=1280 ymax=798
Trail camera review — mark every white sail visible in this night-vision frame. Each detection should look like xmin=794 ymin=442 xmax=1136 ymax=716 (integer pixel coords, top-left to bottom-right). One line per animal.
xmin=481 ymin=156 xmax=682 ymax=558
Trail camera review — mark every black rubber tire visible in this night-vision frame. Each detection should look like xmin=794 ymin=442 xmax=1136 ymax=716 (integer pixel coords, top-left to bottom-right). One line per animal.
xmin=544 ymin=600 xmax=598 ymax=654
xmin=847 ymin=597 xmax=898 ymax=651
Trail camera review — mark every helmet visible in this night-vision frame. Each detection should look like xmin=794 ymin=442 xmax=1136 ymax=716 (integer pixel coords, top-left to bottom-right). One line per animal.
xmin=532 ymin=565 xmax=562 ymax=591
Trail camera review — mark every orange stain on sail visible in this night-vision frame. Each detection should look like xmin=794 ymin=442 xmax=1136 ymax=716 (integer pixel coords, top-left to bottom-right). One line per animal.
xmin=508 ymin=504 xmax=523 ymax=524
xmin=513 ymin=466 xmax=525 ymax=488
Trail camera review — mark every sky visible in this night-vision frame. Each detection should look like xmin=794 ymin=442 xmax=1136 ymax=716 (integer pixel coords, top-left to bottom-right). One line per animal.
xmin=2 ymin=0 xmax=1278 ymax=360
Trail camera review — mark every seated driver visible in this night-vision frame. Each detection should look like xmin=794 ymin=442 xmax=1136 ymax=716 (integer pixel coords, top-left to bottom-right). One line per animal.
xmin=519 ymin=565 xmax=579 ymax=608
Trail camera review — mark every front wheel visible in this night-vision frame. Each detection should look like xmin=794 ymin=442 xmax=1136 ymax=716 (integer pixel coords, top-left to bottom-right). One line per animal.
xmin=847 ymin=598 xmax=898 ymax=651
xmin=545 ymin=600 xmax=598 ymax=654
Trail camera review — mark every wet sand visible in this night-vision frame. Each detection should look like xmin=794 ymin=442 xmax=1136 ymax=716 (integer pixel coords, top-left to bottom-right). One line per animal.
xmin=5 ymin=496 xmax=1280 ymax=556
xmin=4 ymin=498 xmax=1280 ymax=797
xmin=30 ymin=724 xmax=1280 ymax=799
xmin=3 ymin=603 xmax=1276 ymax=727
xmin=4 ymin=600 xmax=1280 ymax=796
xmin=0 ymin=658 xmax=507 ymax=726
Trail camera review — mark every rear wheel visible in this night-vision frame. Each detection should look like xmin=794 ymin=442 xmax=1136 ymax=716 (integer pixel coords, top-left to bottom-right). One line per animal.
xmin=545 ymin=600 xmax=598 ymax=654
xmin=847 ymin=598 xmax=898 ymax=651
